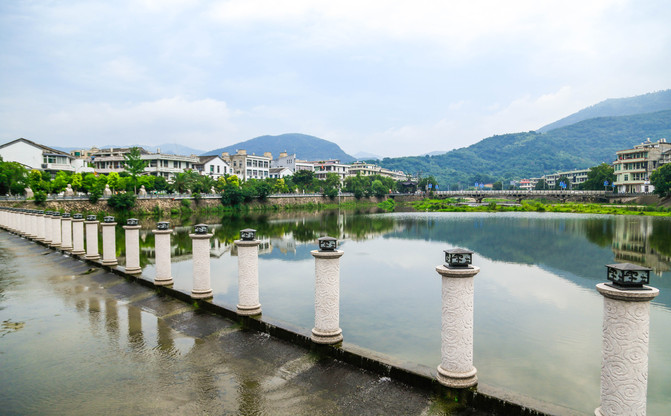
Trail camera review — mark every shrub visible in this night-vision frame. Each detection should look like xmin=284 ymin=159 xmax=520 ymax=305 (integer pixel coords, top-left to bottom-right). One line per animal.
xmin=107 ymin=193 xmax=136 ymax=211
xmin=88 ymin=189 xmax=102 ymax=203
xmin=33 ymin=191 xmax=47 ymax=205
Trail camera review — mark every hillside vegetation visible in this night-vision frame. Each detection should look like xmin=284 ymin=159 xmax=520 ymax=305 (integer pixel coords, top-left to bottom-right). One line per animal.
xmin=538 ymin=89 xmax=671 ymax=132
xmin=378 ymin=110 xmax=671 ymax=188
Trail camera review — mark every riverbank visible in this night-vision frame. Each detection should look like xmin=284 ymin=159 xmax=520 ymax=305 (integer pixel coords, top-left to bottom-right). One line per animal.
xmin=410 ymin=198 xmax=671 ymax=216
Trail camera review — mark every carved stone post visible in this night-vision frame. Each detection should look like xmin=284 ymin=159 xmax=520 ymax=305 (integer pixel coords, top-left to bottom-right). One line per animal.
xmin=435 ymin=249 xmax=479 ymax=388
xmin=50 ymin=212 xmax=62 ymax=248
xmin=190 ymin=224 xmax=213 ymax=299
xmin=595 ymin=264 xmax=659 ymax=416
xmin=35 ymin=210 xmax=46 ymax=242
xmin=123 ymin=218 xmax=141 ymax=274
xmin=84 ymin=215 xmax=100 ymax=260
xmin=101 ymin=216 xmax=118 ymax=266
xmin=153 ymin=222 xmax=173 ymax=286
xmin=71 ymin=214 xmax=86 ymax=255
xmin=60 ymin=213 xmax=73 ymax=251
xmin=234 ymin=228 xmax=261 ymax=316
xmin=43 ymin=211 xmax=53 ymax=245
xmin=311 ymin=236 xmax=344 ymax=344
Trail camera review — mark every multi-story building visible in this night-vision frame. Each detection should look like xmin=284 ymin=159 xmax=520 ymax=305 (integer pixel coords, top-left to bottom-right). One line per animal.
xmin=271 ymin=152 xmax=314 ymax=173
xmin=542 ymin=169 xmax=590 ymax=189
xmin=613 ymin=138 xmax=671 ymax=193
xmin=347 ymin=161 xmax=409 ymax=181
xmin=0 ymin=138 xmax=91 ymax=176
xmin=309 ymin=159 xmax=350 ymax=182
xmin=91 ymin=147 xmax=200 ymax=180
xmin=193 ymin=155 xmax=230 ymax=180
xmin=221 ymin=150 xmax=271 ymax=181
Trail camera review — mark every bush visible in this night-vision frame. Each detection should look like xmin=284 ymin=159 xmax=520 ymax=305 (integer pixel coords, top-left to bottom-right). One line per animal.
xmin=33 ymin=191 xmax=47 ymax=205
xmin=181 ymin=199 xmax=192 ymax=209
xmin=107 ymin=193 xmax=136 ymax=211
xmin=88 ymin=189 xmax=102 ymax=203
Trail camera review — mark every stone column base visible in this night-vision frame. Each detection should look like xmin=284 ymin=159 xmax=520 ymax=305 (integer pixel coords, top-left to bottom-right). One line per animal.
xmin=237 ymin=303 xmax=262 ymax=316
xmin=60 ymin=245 xmax=73 ymax=251
xmin=155 ymin=277 xmax=173 ymax=286
xmin=50 ymin=243 xmax=61 ymax=249
xmin=85 ymin=254 xmax=100 ymax=260
xmin=101 ymin=259 xmax=118 ymax=266
xmin=436 ymin=365 xmax=478 ymax=388
xmin=71 ymin=249 xmax=85 ymax=255
xmin=311 ymin=327 xmax=343 ymax=344
xmin=124 ymin=266 xmax=141 ymax=274
xmin=191 ymin=289 xmax=213 ymax=299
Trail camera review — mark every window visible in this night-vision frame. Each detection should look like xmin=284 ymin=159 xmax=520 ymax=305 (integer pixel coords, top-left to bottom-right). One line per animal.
xmin=210 ymin=165 xmax=214 ymax=172
xmin=217 ymin=165 xmax=220 ymax=173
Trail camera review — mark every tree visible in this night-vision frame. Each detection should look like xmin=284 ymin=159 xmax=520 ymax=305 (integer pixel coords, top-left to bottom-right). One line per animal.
xmin=650 ymin=163 xmax=671 ymax=197
xmin=107 ymin=171 xmax=121 ymax=192
xmin=0 ymin=158 xmax=28 ymax=195
xmin=123 ymin=147 xmax=148 ymax=194
xmin=492 ymin=181 xmax=503 ymax=190
xmin=372 ymin=179 xmax=387 ymax=198
xmin=534 ymin=179 xmax=548 ymax=190
xmin=554 ymin=175 xmax=571 ymax=190
xmin=291 ymin=170 xmax=315 ymax=191
xmin=580 ymin=163 xmax=615 ymax=190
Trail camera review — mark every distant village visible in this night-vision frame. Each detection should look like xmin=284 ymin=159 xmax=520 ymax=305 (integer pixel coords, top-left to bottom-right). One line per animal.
xmin=0 ymin=137 xmax=668 ymax=194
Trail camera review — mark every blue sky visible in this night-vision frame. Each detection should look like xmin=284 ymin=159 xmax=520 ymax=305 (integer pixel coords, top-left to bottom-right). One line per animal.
xmin=1 ymin=0 xmax=669 ymax=157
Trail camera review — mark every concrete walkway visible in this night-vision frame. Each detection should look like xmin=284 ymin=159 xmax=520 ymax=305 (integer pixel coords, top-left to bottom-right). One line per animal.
xmin=0 ymin=232 xmax=491 ymax=415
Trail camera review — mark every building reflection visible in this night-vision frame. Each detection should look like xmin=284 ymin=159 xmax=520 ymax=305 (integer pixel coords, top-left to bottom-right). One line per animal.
xmin=611 ymin=216 xmax=671 ymax=275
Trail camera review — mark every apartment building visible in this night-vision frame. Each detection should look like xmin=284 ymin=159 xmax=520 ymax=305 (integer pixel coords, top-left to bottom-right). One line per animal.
xmin=348 ymin=161 xmax=409 ymax=181
xmin=221 ymin=150 xmax=271 ymax=181
xmin=613 ymin=138 xmax=671 ymax=193
xmin=90 ymin=147 xmax=200 ymax=180
xmin=542 ymin=169 xmax=590 ymax=188
xmin=193 ymin=155 xmax=230 ymax=180
xmin=309 ymin=159 xmax=350 ymax=182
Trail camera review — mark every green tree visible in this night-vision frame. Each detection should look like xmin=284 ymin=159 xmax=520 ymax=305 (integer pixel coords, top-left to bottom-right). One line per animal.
xmin=0 ymin=158 xmax=28 ymax=195
xmin=371 ymin=179 xmax=387 ymax=198
xmin=290 ymin=170 xmax=315 ymax=191
xmin=107 ymin=171 xmax=121 ymax=191
xmin=580 ymin=163 xmax=615 ymax=190
xmin=554 ymin=175 xmax=571 ymax=190
xmin=650 ymin=163 xmax=671 ymax=197
xmin=123 ymin=147 xmax=148 ymax=194
xmin=534 ymin=179 xmax=548 ymax=190
xmin=51 ymin=171 xmax=71 ymax=194
xmin=70 ymin=173 xmax=83 ymax=192
xmin=492 ymin=181 xmax=503 ymax=190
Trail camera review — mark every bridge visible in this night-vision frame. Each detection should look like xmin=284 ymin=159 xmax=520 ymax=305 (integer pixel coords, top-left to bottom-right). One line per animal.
xmin=429 ymin=189 xmax=639 ymax=203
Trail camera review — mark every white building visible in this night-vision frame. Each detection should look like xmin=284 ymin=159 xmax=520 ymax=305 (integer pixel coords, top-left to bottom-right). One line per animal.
xmin=309 ymin=159 xmax=350 ymax=182
xmin=271 ymin=152 xmax=314 ymax=173
xmin=221 ymin=150 xmax=271 ymax=181
xmin=269 ymin=167 xmax=293 ymax=179
xmin=194 ymin=155 xmax=231 ymax=179
xmin=90 ymin=147 xmax=200 ymax=180
xmin=0 ymin=138 xmax=87 ymax=176
xmin=347 ymin=161 xmax=409 ymax=181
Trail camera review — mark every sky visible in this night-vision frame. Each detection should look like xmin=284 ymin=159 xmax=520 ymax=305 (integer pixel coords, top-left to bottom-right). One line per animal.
xmin=1 ymin=0 xmax=670 ymax=158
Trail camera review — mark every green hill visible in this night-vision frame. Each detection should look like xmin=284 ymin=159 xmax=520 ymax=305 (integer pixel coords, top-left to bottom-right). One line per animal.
xmin=378 ymin=110 xmax=671 ymax=188
xmin=203 ymin=133 xmax=355 ymax=163
xmin=538 ymin=89 xmax=671 ymax=132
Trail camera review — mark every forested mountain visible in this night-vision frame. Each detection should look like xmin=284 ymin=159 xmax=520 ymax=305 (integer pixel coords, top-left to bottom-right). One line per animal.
xmin=203 ymin=133 xmax=355 ymax=163
xmin=378 ymin=110 xmax=671 ymax=188
xmin=538 ymin=89 xmax=671 ymax=132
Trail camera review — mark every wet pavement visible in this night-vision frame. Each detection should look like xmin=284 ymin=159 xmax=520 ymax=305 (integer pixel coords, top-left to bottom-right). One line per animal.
xmin=0 ymin=232 xmax=489 ymax=415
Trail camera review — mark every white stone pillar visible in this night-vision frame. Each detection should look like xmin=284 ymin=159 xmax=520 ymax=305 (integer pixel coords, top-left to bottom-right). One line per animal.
xmin=60 ymin=213 xmax=73 ymax=251
xmin=435 ymin=263 xmax=480 ymax=388
xmin=43 ymin=211 xmax=53 ymax=244
xmin=71 ymin=214 xmax=85 ymax=255
xmin=235 ymin=230 xmax=261 ymax=315
xmin=101 ymin=216 xmax=117 ymax=266
xmin=311 ymin=238 xmax=344 ymax=344
xmin=190 ymin=224 xmax=213 ymax=299
xmin=123 ymin=218 xmax=141 ymax=274
xmin=595 ymin=283 xmax=659 ymax=416
xmin=153 ymin=222 xmax=174 ymax=286
xmin=17 ymin=209 xmax=25 ymax=235
xmin=35 ymin=211 xmax=46 ymax=241
xmin=50 ymin=212 xmax=62 ymax=248
xmin=25 ymin=210 xmax=35 ymax=239
xmin=84 ymin=215 xmax=100 ymax=260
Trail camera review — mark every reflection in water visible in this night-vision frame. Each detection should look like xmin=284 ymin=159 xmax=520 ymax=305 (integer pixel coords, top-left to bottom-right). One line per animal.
xmin=128 ymin=306 xmax=143 ymax=349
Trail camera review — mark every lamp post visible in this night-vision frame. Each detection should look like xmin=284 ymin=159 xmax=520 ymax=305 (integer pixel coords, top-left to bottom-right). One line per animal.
xmin=435 ymin=248 xmax=479 ymax=388
xmin=235 ymin=228 xmax=262 ymax=316
xmin=311 ymin=236 xmax=344 ymax=344
xmin=190 ymin=224 xmax=213 ymax=299
xmin=595 ymin=263 xmax=659 ymax=416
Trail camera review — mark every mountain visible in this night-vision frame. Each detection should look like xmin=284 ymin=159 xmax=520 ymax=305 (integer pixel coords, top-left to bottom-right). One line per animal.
xmin=203 ymin=133 xmax=356 ymax=163
xmin=353 ymin=151 xmax=381 ymax=160
xmin=378 ymin=110 xmax=671 ymax=187
xmin=538 ymin=89 xmax=671 ymax=132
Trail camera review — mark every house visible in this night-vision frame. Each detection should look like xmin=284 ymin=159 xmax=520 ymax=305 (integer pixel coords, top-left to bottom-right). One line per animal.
xmin=0 ymin=138 xmax=89 ymax=176
xmin=269 ymin=167 xmax=293 ymax=179
xmin=194 ymin=155 xmax=230 ymax=179
xmin=271 ymin=152 xmax=314 ymax=173
xmin=613 ymin=138 xmax=671 ymax=193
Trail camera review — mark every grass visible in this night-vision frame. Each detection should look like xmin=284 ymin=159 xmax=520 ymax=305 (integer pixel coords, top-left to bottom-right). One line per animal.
xmin=411 ymin=199 xmax=671 ymax=216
